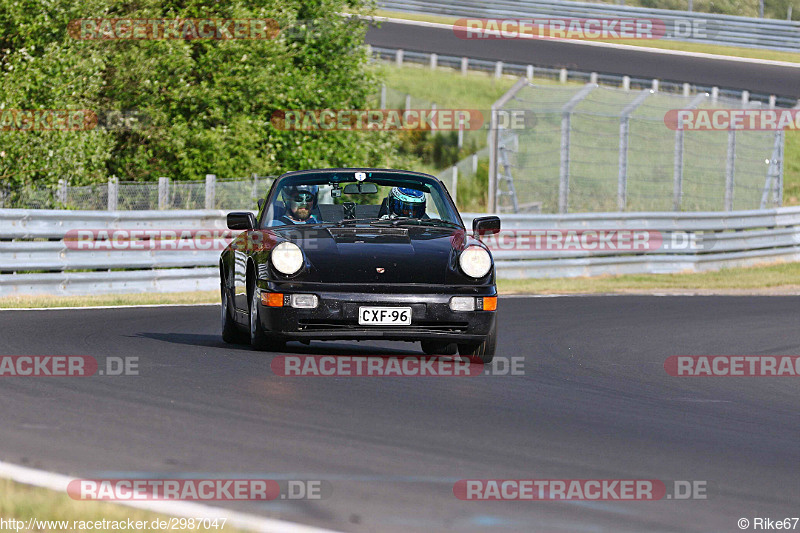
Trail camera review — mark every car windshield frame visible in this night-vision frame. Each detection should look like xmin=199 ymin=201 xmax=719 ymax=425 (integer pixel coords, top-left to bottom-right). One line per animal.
xmin=257 ymin=169 xmax=464 ymax=229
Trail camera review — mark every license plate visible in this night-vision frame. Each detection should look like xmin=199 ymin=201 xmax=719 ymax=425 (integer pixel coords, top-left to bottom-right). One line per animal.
xmin=358 ymin=306 xmax=412 ymax=326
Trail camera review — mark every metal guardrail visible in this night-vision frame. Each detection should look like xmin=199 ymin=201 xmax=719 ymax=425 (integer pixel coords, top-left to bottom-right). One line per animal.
xmin=3 ymin=207 xmax=800 ymax=295
xmin=371 ymin=46 xmax=799 ymax=108
xmin=378 ymin=0 xmax=800 ymax=52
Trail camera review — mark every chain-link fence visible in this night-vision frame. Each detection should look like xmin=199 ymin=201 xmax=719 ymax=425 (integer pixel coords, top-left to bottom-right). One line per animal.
xmin=0 ymin=175 xmax=274 ymax=210
xmin=491 ymin=82 xmax=784 ymax=213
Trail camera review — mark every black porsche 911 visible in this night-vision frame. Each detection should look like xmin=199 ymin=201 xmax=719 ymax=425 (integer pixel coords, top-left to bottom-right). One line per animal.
xmin=219 ymin=168 xmax=501 ymax=362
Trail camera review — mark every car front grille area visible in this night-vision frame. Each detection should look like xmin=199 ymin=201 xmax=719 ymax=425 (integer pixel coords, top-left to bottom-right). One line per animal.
xmin=296 ymin=319 xmax=469 ymax=334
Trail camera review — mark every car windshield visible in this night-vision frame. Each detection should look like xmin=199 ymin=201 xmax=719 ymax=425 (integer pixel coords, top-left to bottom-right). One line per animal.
xmin=260 ymin=170 xmax=462 ymax=228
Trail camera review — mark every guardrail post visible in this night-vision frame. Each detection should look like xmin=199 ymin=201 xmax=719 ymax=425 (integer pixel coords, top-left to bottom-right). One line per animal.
xmin=559 ymin=83 xmax=596 ymax=214
xmin=495 ymin=61 xmax=503 ymax=78
xmin=158 ymin=177 xmax=170 ymax=210
xmin=205 ymin=174 xmax=216 ymax=209
xmin=618 ymin=89 xmax=650 ymax=211
xmin=590 ymin=72 xmax=598 ymax=84
xmin=711 ymin=86 xmax=719 ymax=102
xmin=683 ymin=83 xmax=690 ymax=97
xmin=395 ymin=49 xmax=403 ymax=67
xmin=457 ymin=115 xmax=464 ymax=149
xmin=741 ymin=91 xmax=750 ymax=105
xmin=559 ymin=68 xmax=568 ymax=83
xmin=107 ymin=177 xmax=118 ymax=211
xmin=725 ymin=130 xmax=736 ymax=211
xmin=405 ymin=94 xmax=411 ymax=111
xmin=769 ymin=95 xmax=776 ymax=108
xmin=461 ymin=57 xmax=468 ymax=75
xmin=57 ymin=179 xmax=67 ymax=207
xmin=472 ymin=153 xmax=478 ymax=173
xmin=379 ymin=84 xmax=386 ymax=109
xmin=430 ymin=53 xmax=437 ymax=69
xmin=651 ymin=79 xmax=659 ymax=92
xmin=622 ymin=76 xmax=630 ymax=90
xmin=526 ymin=65 xmax=534 ymax=80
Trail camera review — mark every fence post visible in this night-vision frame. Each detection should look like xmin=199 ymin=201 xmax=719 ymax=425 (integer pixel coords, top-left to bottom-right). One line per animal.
xmin=618 ymin=89 xmax=650 ymax=211
xmin=488 ymin=77 xmax=529 ymax=214
xmin=559 ymin=84 xmax=596 ymax=214
xmin=158 ymin=177 xmax=170 ymax=210
xmin=725 ymin=130 xmax=736 ymax=211
xmin=472 ymin=153 xmax=478 ymax=173
xmin=451 ymin=166 xmax=458 ymax=206
xmin=457 ymin=115 xmax=464 ymax=149
xmin=205 ymin=174 xmax=216 ymax=209
xmin=674 ymin=93 xmax=707 ymax=211
xmin=405 ymin=94 xmax=411 ymax=111
xmin=57 ymin=179 xmax=67 ymax=206
xmin=107 ymin=176 xmax=118 ymax=211
xmin=395 ymin=49 xmax=403 ymax=67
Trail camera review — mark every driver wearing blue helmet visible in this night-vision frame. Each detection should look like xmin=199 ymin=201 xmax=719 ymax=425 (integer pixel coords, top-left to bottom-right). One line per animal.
xmin=382 ymin=187 xmax=426 ymax=219
xmin=278 ymin=184 xmax=319 ymax=224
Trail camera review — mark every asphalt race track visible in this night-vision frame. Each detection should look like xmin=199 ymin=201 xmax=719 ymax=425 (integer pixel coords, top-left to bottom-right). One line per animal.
xmin=0 ymin=296 xmax=798 ymax=532
xmin=365 ymin=21 xmax=800 ymax=98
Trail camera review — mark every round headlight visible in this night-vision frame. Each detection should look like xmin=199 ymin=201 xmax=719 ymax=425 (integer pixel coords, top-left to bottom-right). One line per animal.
xmin=271 ymin=241 xmax=304 ymax=275
xmin=459 ymin=246 xmax=492 ymax=278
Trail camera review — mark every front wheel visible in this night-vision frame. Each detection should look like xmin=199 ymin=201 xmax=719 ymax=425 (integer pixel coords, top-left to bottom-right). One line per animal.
xmin=458 ymin=319 xmax=497 ymax=364
xmin=250 ymin=290 xmax=285 ymax=352
xmin=221 ymin=283 xmax=244 ymax=344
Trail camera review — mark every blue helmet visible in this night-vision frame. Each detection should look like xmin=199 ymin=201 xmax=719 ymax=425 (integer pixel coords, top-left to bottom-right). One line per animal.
xmin=388 ymin=187 xmax=426 ymax=218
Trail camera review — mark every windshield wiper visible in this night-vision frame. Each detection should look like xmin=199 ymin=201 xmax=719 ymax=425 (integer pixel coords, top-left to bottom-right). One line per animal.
xmin=377 ymin=218 xmax=461 ymax=228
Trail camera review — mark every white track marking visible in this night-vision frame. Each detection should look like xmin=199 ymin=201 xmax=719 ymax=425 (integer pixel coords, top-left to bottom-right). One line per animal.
xmin=0 ymin=460 xmax=342 ymax=533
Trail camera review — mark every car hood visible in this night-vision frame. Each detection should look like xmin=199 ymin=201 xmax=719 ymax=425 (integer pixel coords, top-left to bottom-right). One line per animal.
xmin=271 ymin=225 xmax=479 ymax=284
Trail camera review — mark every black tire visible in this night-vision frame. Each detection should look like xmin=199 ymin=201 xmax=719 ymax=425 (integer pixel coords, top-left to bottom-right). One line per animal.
xmin=249 ymin=290 xmax=285 ymax=352
xmin=457 ymin=319 xmax=497 ymax=364
xmin=221 ymin=282 xmax=244 ymax=344
xmin=420 ymin=341 xmax=458 ymax=356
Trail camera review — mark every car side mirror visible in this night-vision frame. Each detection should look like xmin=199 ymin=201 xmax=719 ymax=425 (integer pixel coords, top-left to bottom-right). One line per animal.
xmin=227 ymin=212 xmax=256 ymax=230
xmin=472 ymin=216 xmax=501 ymax=236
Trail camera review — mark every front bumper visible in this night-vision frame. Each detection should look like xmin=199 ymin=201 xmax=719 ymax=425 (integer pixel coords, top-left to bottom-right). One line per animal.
xmin=253 ymin=282 xmax=497 ymax=342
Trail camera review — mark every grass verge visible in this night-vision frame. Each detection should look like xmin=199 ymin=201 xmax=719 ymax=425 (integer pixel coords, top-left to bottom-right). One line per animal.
xmin=374 ymin=10 xmax=800 ymax=64
xmin=497 ymin=261 xmax=800 ymax=294
xmin=0 ymin=290 xmax=218 ymax=308
xmin=0 ymin=478 xmax=245 ymax=533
